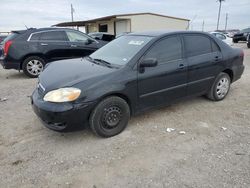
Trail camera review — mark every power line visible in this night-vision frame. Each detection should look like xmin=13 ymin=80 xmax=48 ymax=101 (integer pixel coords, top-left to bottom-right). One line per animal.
xmin=71 ymin=4 xmax=75 ymax=22
xmin=225 ymin=13 xmax=228 ymax=31
xmin=216 ymin=0 xmax=225 ymax=30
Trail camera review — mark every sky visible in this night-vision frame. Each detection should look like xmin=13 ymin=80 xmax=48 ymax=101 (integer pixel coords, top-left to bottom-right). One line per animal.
xmin=0 ymin=0 xmax=249 ymax=32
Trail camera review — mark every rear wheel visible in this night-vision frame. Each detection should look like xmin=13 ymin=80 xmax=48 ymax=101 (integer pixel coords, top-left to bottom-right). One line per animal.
xmin=206 ymin=72 xmax=231 ymax=101
xmin=247 ymin=43 xmax=250 ymax=48
xmin=22 ymin=56 xmax=45 ymax=78
xmin=89 ymin=96 xmax=130 ymax=137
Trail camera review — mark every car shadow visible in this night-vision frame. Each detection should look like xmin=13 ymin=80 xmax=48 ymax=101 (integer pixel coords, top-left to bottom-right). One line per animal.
xmin=5 ymin=72 xmax=29 ymax=79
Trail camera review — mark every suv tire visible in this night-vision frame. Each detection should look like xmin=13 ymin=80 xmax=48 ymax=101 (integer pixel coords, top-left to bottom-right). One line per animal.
xmin=22 ymin=56 xmax=45 ymax=78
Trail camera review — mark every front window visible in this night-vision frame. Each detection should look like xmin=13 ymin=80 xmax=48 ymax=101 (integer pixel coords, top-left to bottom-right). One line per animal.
xmin=66 ymin=31 xmax=89 ymax=42
xmin=90 ymin=35 xmax=153 ymax=66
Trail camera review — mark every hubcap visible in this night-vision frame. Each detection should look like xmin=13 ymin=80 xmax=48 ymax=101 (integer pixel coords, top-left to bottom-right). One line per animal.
xmin=26 ymin=60 xmax=43 ymax=76
xmin=102 ymin=106 xmax=122 ymax=129
xmin=216 ymin=77 xmax=230 ymax=99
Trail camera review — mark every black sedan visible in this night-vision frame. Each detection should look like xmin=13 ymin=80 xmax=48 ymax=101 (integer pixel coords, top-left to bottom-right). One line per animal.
xmin=32 ymin=31 xmax=244 ymax=137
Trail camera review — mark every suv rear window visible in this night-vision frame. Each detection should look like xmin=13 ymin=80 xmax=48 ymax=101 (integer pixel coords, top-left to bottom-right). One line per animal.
xmin=184 ymin=35 xmax=212 ymax=57
xmin=40 ymin=31 xmax=68 ymax=41
xmin=1 ymin=33 xmax=17 ymax=44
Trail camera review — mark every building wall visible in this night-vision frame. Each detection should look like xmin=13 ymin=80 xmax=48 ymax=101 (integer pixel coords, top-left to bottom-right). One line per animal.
xmin=87 ymin=20 xmax=115 ymax=34
xmin=117 ymin=14 xmax=189 ymax=32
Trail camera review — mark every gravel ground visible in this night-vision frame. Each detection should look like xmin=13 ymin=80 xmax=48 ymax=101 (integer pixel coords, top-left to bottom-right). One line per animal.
xmin=0 ymin=43 xmax=249 ymax=188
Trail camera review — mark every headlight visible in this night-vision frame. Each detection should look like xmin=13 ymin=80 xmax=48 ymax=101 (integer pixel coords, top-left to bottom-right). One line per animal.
xmin=43 ymin=88 xmax=81 ymax=103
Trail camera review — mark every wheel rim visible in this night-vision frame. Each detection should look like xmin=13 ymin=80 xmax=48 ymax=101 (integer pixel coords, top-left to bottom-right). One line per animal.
xmin=26 ymin=59 xmax=43 ymax=76
xmin=101 ymin=106 xmax=122 ymax=130
xmin=216 ymin=77 xmax=230 ymax=99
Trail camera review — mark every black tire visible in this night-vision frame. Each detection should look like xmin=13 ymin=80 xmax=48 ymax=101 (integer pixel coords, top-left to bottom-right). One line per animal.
xmin=89 ymin=96 xmax=130 ymax=137
xmin=206 ymin=72 xmax=231 ymax=101
xmin=233 ymin=39 xmax=238 ymax=43
xmin=22 ymin=56 xmax=45 ymax=78
xmin=247 ymin=43 xmax=250 ymax=48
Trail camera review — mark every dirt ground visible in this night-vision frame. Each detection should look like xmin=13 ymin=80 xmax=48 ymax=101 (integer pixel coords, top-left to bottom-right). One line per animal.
xmin=0 ymin=43 xmax=249 ymax=188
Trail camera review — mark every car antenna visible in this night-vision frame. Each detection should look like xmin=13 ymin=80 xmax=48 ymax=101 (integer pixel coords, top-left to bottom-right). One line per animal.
xmin=23 ymin=23 xmax=29 ymax=29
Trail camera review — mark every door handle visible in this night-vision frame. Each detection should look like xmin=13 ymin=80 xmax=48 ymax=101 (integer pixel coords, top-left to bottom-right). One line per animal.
xmin=214 ymin=56 xmax=222 ymax=62
xmin=178 ymin=63 xmax=185 ymax=69
xmin=40 ymin=43 xmax=48 ymax=46
xmin=70 ymin=44 xmax=77 ymax=47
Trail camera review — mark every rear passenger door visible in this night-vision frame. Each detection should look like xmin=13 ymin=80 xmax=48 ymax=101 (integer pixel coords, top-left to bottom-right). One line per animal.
xmin=183 ymin=34 xmax=223 ymax=96
xmin=38 ymin=30 xmax=70 ymax=61
xmin=138 ymin=35 xmax=187 ymax=110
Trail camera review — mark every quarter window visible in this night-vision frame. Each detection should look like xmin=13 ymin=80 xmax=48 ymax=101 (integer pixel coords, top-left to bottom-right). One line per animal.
xmin=144 ymin=36 xmax=182 ymax=64
xmin=40 ymin=31 xmax=67 ymax=41
xmin=211 ymin=40 xmax=220 ymax=52
xmin=30 ymin=33 xmax=42 ymax=41
xmin=184 ymin=35 xmax=212 ymax=57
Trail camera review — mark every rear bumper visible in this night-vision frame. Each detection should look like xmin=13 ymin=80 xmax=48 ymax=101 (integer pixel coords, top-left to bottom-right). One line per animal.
xmin=0 ymin=56 xmax=20 ymax=70
xmin=31 ymin=89 xmax=96 ymax=131
xmin=232 ymin=65 xmax=245 ymax=82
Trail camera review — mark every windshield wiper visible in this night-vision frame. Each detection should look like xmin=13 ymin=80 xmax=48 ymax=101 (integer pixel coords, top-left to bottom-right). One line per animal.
xmin=86 ymin=56 xmax=119 ymax=68
xmin=92 ymin=58 xmax=111 ymax=66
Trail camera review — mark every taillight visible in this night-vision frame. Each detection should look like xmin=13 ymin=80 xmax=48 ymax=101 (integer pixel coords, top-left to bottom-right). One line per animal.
xmin=240 ymin=50 xmax=244 ymax=58
xmin=4 ymin=40 xmax=13 ymax=56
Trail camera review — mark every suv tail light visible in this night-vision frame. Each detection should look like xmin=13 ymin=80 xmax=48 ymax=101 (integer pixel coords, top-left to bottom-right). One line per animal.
xmin=4 ymin=40 xmax=13 ymax=56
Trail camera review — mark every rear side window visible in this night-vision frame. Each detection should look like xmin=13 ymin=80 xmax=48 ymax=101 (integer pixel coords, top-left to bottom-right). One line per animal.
xmin=144 ymin=36 xmax=182 ymax=64
xmin=40 ymin=31 xmax=67 ymax=41
xmin=184 ymin=35 xmax=212 ymax=57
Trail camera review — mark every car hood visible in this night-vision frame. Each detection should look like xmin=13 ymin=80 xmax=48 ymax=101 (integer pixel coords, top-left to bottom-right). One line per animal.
xmin=39 ymin=58 xmax=117 ymax=92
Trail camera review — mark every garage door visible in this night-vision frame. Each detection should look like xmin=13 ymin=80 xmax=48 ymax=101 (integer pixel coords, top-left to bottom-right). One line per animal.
xmin=115 ymin=20 xmax=129 ymax=35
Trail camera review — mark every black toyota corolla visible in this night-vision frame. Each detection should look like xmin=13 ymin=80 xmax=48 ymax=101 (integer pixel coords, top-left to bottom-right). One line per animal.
xmin=31 ymin=31 xmax=244 ymax=137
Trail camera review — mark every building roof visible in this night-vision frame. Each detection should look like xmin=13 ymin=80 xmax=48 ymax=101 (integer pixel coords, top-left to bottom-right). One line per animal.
xmin=54 ymin=12 xmax=190 ymax=27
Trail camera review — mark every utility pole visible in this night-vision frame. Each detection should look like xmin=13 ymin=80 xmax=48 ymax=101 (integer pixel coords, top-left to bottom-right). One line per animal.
xmin=225 ymin=13 xmax=228 ymax=31
xmin=216 ymin=0 xmax=225 ymax=31
xmin=202 ymin=20 xmax=205 ymax=31
xmin=71 ymin=4 xmax=74 ymax=22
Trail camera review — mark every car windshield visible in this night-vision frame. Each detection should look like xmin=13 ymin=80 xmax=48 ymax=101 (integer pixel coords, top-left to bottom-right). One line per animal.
xmin=90 ymin=35 xmax=153 ymax=66
xmin=240 ymin=28 xmax=250 ymax=33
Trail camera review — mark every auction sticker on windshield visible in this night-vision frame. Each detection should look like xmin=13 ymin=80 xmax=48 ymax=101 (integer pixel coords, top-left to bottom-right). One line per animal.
xmin=128 ymin=40 xmax=145 ymax=45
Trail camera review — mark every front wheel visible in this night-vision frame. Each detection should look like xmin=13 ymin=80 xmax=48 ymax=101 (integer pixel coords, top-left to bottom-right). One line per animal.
xmin=206 ymin=73 xmax=231 ymax=101
xmin=89 ymin=96 xmax=130 ymax=137
xmin=22 ymin=56 xmax=45 ymax=78
xmin=247 ymin=43 xmax=250 ymax=48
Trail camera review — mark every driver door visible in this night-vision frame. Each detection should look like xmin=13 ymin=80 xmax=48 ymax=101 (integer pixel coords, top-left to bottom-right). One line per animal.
xmin=137 ymin=36 xmax=188 ymax=110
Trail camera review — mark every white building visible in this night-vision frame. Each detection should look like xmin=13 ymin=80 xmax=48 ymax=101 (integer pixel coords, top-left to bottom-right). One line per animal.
xmin=55 ymin=13 xmax=190 ymax=35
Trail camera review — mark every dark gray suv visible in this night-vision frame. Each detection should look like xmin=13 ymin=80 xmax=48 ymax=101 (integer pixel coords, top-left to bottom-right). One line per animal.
xmin=0 ymin=28 xmax=107 ymax=78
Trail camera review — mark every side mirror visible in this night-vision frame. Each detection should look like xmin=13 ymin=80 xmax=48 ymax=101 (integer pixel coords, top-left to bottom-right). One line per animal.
xmin=140 ymin=58 xmax=158 ymax=68
xmin=85 ymin=38 xmax=93 ymax=45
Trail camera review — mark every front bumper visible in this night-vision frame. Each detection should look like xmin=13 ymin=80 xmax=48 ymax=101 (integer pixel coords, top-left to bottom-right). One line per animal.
xmin=31 ymin=89 xmax=96 ymax=131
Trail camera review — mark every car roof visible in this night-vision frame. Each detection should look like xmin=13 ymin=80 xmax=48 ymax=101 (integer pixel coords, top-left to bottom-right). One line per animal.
xmin=128 ymin=30 xmax=212 ymax=37
xmin=12 ymin=27 xmax=82 ymax=34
